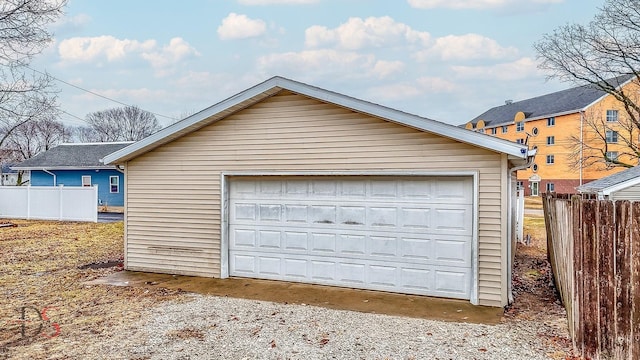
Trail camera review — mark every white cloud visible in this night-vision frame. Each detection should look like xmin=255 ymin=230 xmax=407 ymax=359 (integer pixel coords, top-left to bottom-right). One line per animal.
xmin=372 ymin=60 xmax=404 ymax=78
xmin=58 ymin=36 xmax=155 ymax=62
xmin=305 ymin=16 xmax=430 ymax=50
xmin=407 ymin=0 xmax=562 ymax=9
xmin=451 ymin=57 xmax=541 ymax=80
xmin=141 ymin=37 xmax=200 ymax=76
xmin=238 ymin=0 xmax=319 ymax=4
xmin=58 ymin=36 xmax=199 ymax=76
xmin=52 ymin=13 xmax=91 ymax=30
xmin=217 ymin=13 xmax=267 ymax=40
xmin=367 ymin=77 xmax=457 ymax=101
xmin=258 ymin=49 xmax=375 ymax=77
xmin=417 ymin=33 xmax=518 ymax=61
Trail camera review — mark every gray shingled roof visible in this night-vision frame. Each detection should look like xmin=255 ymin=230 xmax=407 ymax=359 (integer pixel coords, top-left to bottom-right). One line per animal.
xmin=468 ymin=75 xmax=632 ymax=127
xmin=577 ymin=166 xmax=640 ymax=193
xmin=12 ymin=142 xmax=133 ymax=169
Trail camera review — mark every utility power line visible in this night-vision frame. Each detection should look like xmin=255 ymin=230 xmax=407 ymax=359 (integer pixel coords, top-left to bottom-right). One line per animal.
xmin=27 ymin=66 xmax=178 ymax=121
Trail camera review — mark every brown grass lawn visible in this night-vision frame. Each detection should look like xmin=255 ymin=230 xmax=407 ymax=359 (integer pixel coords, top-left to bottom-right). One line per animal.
xmin=0 ymin=216 xmax=571 ymax=359
xmin=524 ymin=196 xmax=543 ymax=210
xmin=0 ymin=220 xmax=184 ymax=359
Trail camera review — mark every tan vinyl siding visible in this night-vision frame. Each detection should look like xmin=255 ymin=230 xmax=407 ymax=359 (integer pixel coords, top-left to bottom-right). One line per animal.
xmin=611 ymin=185 xmax=640 ymax=201
xmin=125 ymin=91 xmax=509 ymax=306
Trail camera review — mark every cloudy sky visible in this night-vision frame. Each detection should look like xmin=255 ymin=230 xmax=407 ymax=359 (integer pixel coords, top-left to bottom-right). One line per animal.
xmin=33 ymin=0 xmax=603 ymax=128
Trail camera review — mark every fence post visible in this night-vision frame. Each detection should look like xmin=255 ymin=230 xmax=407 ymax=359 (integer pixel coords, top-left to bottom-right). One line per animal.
xmin=599 ymin=201 xmax=615 ymax=357
xmin=582 ymin=200 xmax=599 ymax=359
xmin=632 ymin=203 xmax=640 ymax=360
xmin=26 ymin=185 xmax=31 ymax=220
xmin=572 ymin=195 xmax=583 ymax=355
xmin=58 ymin=185 xmax=64 ymax=221
xmin=615 ymin=201 xmax=632 ymax=359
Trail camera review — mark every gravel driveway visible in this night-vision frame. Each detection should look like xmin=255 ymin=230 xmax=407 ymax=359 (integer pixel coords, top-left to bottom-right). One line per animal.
xmin=95 ymin=294 xmax=567 ymax=360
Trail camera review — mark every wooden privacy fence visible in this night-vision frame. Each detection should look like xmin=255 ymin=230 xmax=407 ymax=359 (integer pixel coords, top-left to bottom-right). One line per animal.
xmin=543 ymin=194 xmax=640 ymax=360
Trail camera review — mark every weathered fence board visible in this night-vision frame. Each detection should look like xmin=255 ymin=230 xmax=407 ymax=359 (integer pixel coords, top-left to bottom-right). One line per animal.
xmin=544 ymin=194 xmax=640 ymax=359
xmin=632 ymin=202 xmax=640 ymax=360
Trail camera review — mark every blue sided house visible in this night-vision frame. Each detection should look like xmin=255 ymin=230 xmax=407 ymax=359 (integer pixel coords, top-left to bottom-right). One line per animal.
xmin=12 ymin=142 xmax=133 ymax=207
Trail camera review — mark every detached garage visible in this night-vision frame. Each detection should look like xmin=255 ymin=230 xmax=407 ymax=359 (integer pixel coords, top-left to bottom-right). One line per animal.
xmin=103 ymin=76 xmax=534 ymax=307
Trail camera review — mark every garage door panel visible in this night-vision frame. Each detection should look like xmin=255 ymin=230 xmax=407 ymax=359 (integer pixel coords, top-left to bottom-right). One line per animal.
xmin=229 ymin=177 xmax=473 ymax=299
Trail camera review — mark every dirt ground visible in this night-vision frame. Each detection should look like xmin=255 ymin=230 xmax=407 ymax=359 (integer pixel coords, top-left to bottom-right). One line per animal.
xmin=0 ymin=215 xmax=576 ymax=359
xmin=0 ymin=220 xmax=185 ymax=359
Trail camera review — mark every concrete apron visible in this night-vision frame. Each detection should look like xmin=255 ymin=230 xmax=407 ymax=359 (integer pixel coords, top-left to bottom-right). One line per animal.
xmin=89 ymin=271 xmax=504 ymax=325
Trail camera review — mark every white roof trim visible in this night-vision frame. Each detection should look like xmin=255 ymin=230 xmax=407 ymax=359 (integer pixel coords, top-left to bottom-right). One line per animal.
xmin=599 ymin=176 xmax=640 ymax=196
xmin=103 ymin=76 xmax=530 ymax=164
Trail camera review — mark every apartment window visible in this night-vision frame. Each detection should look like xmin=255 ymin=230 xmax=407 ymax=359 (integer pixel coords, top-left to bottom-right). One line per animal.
xmin=516 ymin=138 xmax=524 ymax=144
xmin=547 ymin=117 xmax=555 ymax=126
xmin=516 ymin=121 xmax=524 ymax=132
xmin=606 ymin=110 xmax=619 ymax=122
xmin=81 ymin=175 xmax=91 ymax=187
xmin=501 ymin=125 xmax=508 ymax=133
xmin=516 ymin=181 xmax=524 ymax=190
xmin=546 ymin=183 xmax=555 ymax=192
xmin=606 ymin=130 xmax=619 ymax=143
xmin=478 ymin=129 xmax=485 ymax=134
xmin=546 ymin=155 xmax=555 ymax=164
xmin=532 ymin=164 xmax=538 ymax=172
xmin=546 ymin=136 xmax=555 ymax=145
xmin=606 ymin=151 xmax=619 ymax=163
xmin=110 ymin=176 xmax=119 ymax=193
xmin=491 ymin=128 xmax=497 ymax=135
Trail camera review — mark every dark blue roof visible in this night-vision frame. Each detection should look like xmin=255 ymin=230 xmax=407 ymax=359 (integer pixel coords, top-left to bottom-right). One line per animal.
xmin=468 ymin=75 xmax=633 ymax=127
xmin=12 ymin=142 xmax=133 ymax=169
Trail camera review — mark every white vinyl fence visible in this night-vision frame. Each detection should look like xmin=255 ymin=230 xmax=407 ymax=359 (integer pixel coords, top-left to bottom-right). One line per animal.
xmin=0 ymin=186 xmax=98 ymax=222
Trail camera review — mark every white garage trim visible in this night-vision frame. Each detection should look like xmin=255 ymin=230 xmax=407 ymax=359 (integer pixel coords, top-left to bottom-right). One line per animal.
xmin=220 ymin=171 xmax=479 ymax=305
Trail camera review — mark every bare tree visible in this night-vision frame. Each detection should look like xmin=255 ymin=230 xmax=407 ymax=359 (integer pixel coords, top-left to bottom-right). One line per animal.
xmin=534 ymin=0 xmax=640 ymax=168
xmin=77 ymin=105 xmax=161 ymax=142
xmin=7 ymin=119 xmax=70 ymax=159
xmin=0 ymin=119 xmax=70 ymax=185
xmin=0 ymin=0 xmax=67 ymax=183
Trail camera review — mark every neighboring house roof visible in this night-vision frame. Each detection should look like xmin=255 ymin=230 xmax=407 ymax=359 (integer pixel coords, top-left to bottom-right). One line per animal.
xmin=104 ymin=76 xmax=532 ymax=165
xmin=468 ymin=75 xmax=633 ymax=127
xmin=1 ymin=164 xmax=20 ymax=174
xmin=577 ymin=166 xmax=640 ymax=196
xmin=12 ymin=142 xmax=133 ymax=170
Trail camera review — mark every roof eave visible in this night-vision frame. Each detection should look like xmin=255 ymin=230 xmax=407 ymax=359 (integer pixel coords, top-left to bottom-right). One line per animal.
xmin=103 ymin=76 xmax=530 ymax=164
xmin=10 ymin=166 xmax=117 ymax=171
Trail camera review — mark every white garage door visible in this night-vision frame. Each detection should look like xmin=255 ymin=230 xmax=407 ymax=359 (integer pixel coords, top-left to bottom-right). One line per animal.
xmin=228 ymin=176 xmax=474 ymax=299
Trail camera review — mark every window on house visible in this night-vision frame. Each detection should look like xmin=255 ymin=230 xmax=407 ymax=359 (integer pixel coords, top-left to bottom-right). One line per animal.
xmin=546 ymin=155 xmax=555 ymax=164
xmin=491 ymin=128 xmax=497 ymax=135
xmin=546 ymin=183 xmax=555 ymax=192
xmin=606 ymin=110 xmax=619 ymax=122
xmin=516 ymin=138 xmax=524 ymax=144
xmin=110 ymin=176 xmax=119 ymax=193
xmin=606 ymin=151 xmax=619 ymax=163
xmin=478 ymin=129 xmax=485 ymax=134
xmin=516 ymin=181 xmax=524 ymax=190
xmin=501 ymin=125 xmax=508 ymax=133
xmin=81 ymin=175 xmax=91 ymax=187
xmin=532 ymin=164 xmax=538 ymax=172
xmin=606 ymin=130 xmax=619 ymax=143
xmin=547 ymin=136 xmax=555 ymax=145
xmin=547 ymin=117 xmax=555 ymax=126
xmin=516 ymin=121 xmax=524 ymax=132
